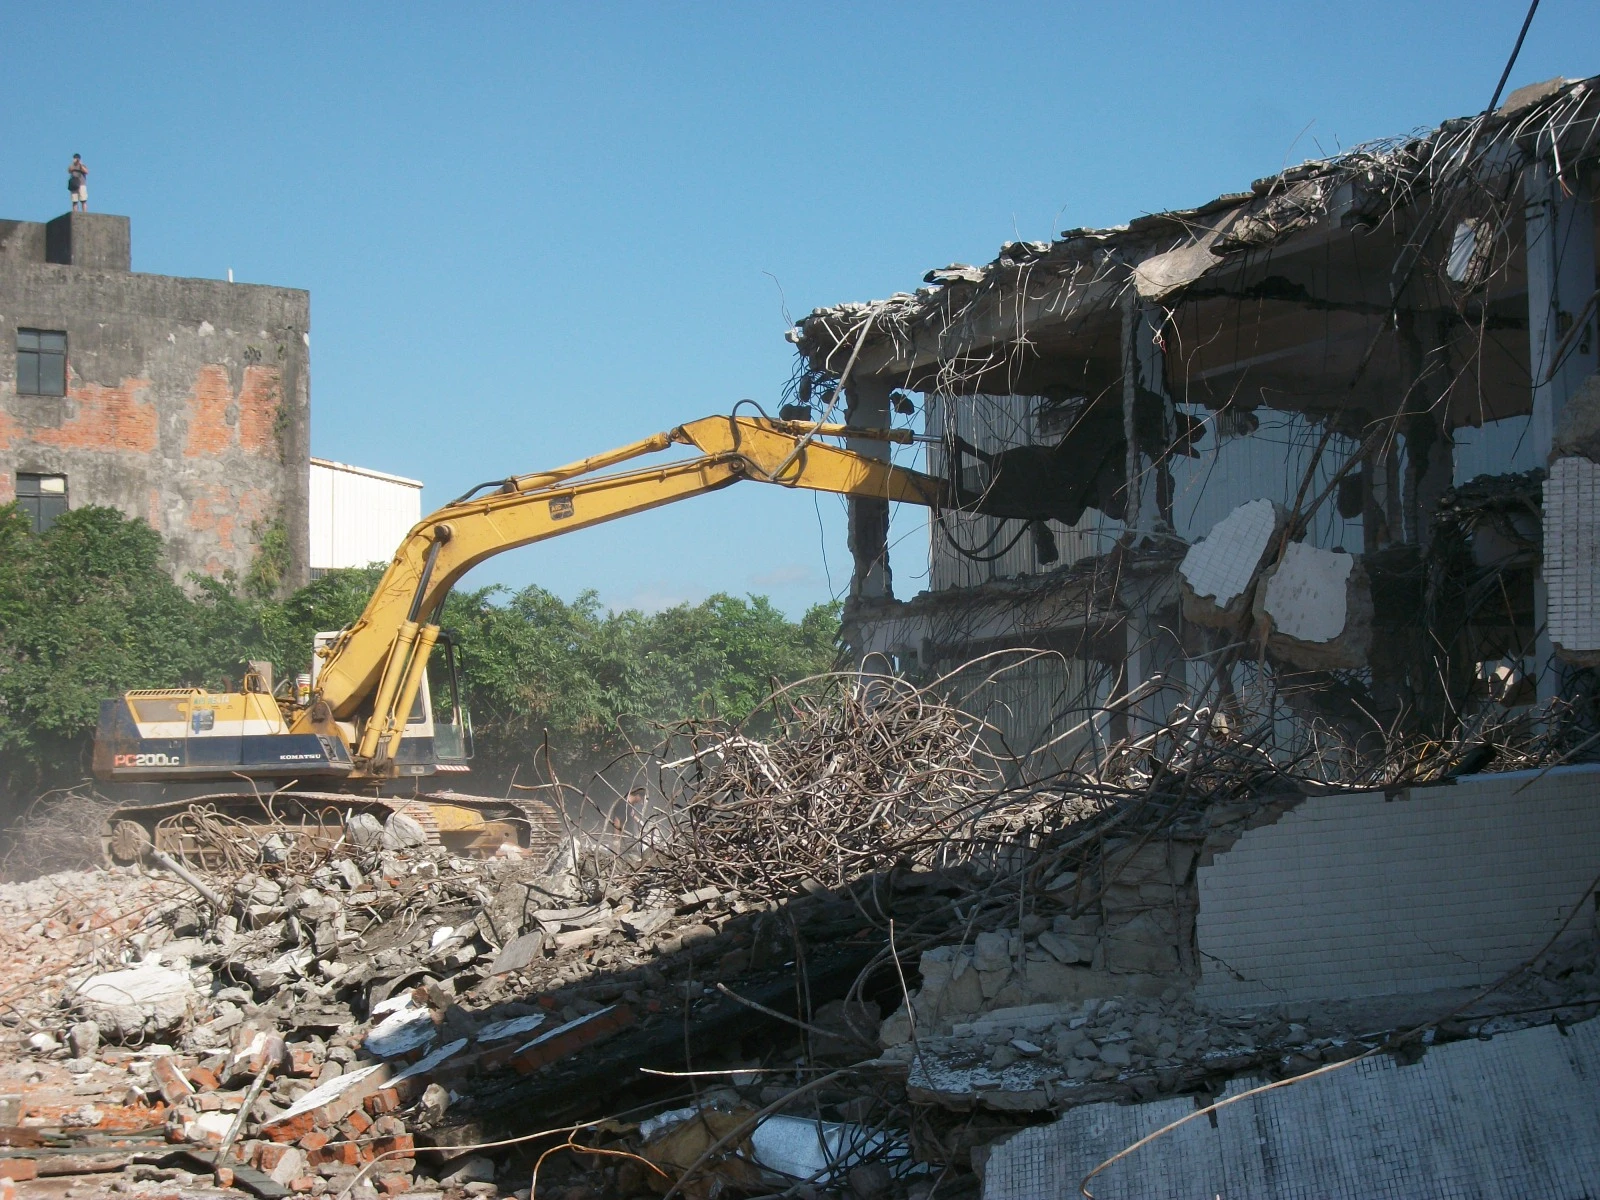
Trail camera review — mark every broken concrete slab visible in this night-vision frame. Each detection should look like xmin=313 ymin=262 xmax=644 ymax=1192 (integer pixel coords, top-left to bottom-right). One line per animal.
xmin=505 ymin=1005 xmax=634 ymax=1074
xmin=1131 ymin=213 xmax=1243 ymax=302
xmin=1179 ymin=499 xmax=1284 ymax=627
xmin=473 ymin=1013 xmax=546 ymax=1044
xmin=1255 ymin=542 xmax=1373 ymax=669
xmin=263 ymin=1062 xmax=389 ymax=1134
xmin=489 ymin=929 xmax=545 ymax=975
xmin=74 ymin=961 xmax=196 ymax=1041
xmin=365 ymin=995 xmax=437 ymax=1058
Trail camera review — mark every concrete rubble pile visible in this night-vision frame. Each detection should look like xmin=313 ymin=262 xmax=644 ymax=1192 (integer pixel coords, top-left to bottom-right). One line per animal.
xmin=0 ymin=791 xmax=968 ymax=1200
xmin=5 ymin=673 xmax=1600 ymax=1200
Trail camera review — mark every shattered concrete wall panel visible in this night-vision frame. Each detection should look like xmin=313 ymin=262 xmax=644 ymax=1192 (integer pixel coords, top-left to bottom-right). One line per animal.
xmin=1178 ymin=498 xmax=1283 ymax=625
xmin=983 ymin=1017 xmax=1600 ymax=1200
xmin=1261 ymin=542 xmax=1351 ymax=642
xmin=1130 ymin=211 xmax=1238 ymax=303
xmin=1194 ymin=766 xmax=1600 ymax=1008
xmin=1252 ymin=543 xmax=1373 ymax=670
xmin=1543 ymin=455 xmax=1600 ymax=656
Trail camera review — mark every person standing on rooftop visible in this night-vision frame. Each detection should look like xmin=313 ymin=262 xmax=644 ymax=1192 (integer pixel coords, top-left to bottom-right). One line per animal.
xmin=68 ymin=154 xmax=88 ymax=212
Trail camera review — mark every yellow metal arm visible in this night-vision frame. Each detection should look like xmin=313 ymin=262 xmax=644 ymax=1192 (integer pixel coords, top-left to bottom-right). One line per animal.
xmin=298 ymin=415 xmax=948 ymax=770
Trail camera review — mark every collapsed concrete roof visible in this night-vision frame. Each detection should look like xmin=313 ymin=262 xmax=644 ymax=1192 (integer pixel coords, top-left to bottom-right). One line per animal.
xmin=790 ymin=75 xmax=1600 ymax=429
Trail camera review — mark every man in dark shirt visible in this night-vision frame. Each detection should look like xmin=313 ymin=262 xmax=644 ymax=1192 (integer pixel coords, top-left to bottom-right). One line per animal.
xmin=68 ymin=155 xmax=89 ymax=212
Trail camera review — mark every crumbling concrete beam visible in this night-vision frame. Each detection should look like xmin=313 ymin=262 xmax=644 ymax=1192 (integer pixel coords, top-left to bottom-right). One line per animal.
xmin=845 ymin=378 xmax=894 ymax=608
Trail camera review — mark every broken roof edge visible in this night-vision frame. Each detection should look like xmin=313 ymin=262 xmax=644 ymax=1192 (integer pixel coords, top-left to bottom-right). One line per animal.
xmin=791 ymin=74 xmax=1598 ymax=380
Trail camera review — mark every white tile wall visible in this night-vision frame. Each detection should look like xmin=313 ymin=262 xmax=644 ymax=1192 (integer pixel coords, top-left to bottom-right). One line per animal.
xmin=984 ymin=1017 xmax=1600 ymax=1200
xmin=1169 ymin=407 xmax=1364 ymax=553
xmin=1178 ymin=498 xmax=1278 ymax=607
xmin=1544 ymin=455 xmax=1600 ymax=652
xmin=1194 ymin=765 xmax=1600 ymax=1008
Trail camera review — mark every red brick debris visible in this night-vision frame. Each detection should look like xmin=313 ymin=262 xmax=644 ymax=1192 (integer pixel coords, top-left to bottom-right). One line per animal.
xmin=0 ymin=803 xmax=886 ymax=1200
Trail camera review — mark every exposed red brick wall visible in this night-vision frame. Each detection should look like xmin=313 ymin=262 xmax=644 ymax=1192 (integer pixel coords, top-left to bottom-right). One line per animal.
xmin=238 ymin=366 xmax=282 ymax=453
xmin=184 ymin=364 xmax=283 ymax=458
xmin=0 ymin=264 xmax=309 ymax=590
xmin=184 ymin=365 xmax=234 ymax=458
xmin=188 ymin=482 xmax=240 ymax=553
xmin=0 ymin=408 xmax=17 ymax=500
xmin=27 ymin=378 xmax=157 ymax=454
xmin=186 ymin=482 xmax=273 ymax=567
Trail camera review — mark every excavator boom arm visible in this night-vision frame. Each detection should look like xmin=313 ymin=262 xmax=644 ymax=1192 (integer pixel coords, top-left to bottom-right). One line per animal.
xmin=303 ymin=416 xmax=951 ymax=761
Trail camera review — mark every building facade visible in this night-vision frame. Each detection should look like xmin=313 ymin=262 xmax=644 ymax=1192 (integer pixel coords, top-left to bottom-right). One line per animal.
xmin=0 ymin=211 xmax=310 ymax=588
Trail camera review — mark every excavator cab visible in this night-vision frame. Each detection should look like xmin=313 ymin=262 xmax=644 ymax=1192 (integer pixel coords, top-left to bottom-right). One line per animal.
xmin=430 ymin=631 xmax=475 ymax=767
xmin=308 ymin=630 xmax=473 ymax=776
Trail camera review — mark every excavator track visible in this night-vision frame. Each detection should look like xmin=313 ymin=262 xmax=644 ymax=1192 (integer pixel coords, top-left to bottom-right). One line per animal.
xmin=101 ymin=789 xmax=566 ymax=870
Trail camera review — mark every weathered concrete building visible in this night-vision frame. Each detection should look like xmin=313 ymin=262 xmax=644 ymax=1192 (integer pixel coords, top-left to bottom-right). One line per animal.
xmin=0 ymin=211 xmax=310 ymax=587
xmin=791 ymin=74 xmax=1600 ymax=768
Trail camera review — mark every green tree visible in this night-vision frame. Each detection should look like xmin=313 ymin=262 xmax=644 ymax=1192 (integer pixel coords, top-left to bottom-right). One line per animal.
xmin=0 ymin=505 xmax=251 ymax=791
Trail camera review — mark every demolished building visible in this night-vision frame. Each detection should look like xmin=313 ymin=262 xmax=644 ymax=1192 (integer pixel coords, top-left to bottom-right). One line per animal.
xmin=777 ymin=73 xmax=1600 ymax=1195
xmin=791 ymin=74 xmax=1600 ymax=771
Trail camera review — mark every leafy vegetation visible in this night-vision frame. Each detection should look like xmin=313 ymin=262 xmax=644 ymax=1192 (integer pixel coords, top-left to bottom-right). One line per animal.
xmin=0 ymin=504 xmax=839 ymax=801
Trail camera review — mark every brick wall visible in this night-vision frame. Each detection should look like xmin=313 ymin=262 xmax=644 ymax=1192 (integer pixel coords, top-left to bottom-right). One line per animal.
xmin=1194 ymin=765 xmax=1600 ymax=1007
xmin=0 ymin=213 xmax=310 ymax=588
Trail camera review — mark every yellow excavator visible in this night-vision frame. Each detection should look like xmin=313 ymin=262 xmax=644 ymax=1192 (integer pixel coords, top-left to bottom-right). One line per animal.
xmin=92 ymin=412 xmax=1028 ymax=860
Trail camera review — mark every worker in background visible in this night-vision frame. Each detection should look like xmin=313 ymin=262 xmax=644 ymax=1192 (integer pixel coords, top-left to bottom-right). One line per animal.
xmin=609 ymin=786 xmax=650 ymax=842
xmin=68 ymin=155 xmax=89 ymax=212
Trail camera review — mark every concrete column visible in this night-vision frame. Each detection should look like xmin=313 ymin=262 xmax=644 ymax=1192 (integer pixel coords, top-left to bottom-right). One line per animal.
xmin=1397 ymin=309 xmax=1453 ymax=549
xmin=1120 ymin=292 xmax=1142 ymax=537
xmin=1527 ymin=163 xmax=1598 ymax=458
xmin=1138 ymin=307 xmax=1175 ymax=529
xmin=845 ymin=378 xmax=894 ymax=601
xmin=1122 ymin=586 xmax=1183 ymax=739
xmin=1364 ymin=439 xmax=1400 ymax=551
xmin=1527 ymin=163 xmax=1598 ymax=701
xmin=1120 ymin=294 xmax=1169 ymax=537
xmin=1119 ymin=293 xmax=1180 ymax=737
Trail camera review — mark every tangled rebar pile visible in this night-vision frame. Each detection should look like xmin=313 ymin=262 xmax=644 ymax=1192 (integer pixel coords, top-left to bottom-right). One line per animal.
xmin=1 ymin=787 xmax=118 ymax=879
xmin=622 ymin=675 xmax=1010 ymax=903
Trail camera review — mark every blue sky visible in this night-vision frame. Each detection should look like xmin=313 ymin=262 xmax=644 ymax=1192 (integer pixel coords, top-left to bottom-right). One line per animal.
xmin=4 ymin=2 xmax=1596 ymax=615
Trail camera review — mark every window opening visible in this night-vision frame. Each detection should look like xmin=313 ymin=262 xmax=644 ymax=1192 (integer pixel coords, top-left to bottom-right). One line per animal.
xmin=16 ymin=473 xmax=67 ymax=532
xmin=17 ymin=329 xmax=67 ymax=396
